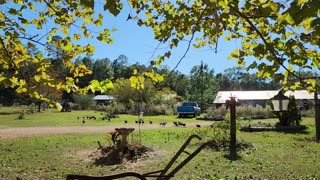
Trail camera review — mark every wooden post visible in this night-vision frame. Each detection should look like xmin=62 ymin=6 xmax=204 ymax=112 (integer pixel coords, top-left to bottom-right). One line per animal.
xmin=315 ymin=90 xmax=320 ymax=141
xmin=226 ymin=97 xmax=240 ymax=158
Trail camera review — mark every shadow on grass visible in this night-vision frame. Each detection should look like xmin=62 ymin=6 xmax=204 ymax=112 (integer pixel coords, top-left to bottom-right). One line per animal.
xmin=241 ymin=125 xmax=309 ymax=135
xmin=93 ymin=150 xmax=123 ymax=166
xmin=0 ymin=112 xmax=20 ymax=115
xmin=223 ymin=153 xmax=242 ymax=161
xmin=205 ymin=140 xmax=254 ymax=161
xmin=93 ymin=146 xmax=152 ymax=166
xmin=176 ymin=116 xmax=196 ymax=119
xmin=293 ymin=136 xmax=320 ymax=143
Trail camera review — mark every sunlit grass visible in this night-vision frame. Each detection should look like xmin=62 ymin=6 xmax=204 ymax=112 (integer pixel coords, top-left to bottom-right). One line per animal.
xmin=1 ymin=107 xmax=320 ymax=179
xmin=0 ymin=106 xmax=204 ymax=127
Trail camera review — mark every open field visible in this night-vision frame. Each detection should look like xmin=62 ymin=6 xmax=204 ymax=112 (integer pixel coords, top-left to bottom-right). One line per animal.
xmin=1 ymin=107 xmax=320 ymax=179
xmin=0 ymin=107 xmax=204 ymax=127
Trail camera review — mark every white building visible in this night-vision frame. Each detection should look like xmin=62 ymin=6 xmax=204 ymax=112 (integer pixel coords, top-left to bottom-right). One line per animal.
xmin=93 ymin=95 xmax=114 ymax=105
xmin=213 ymin=90 xmax=317 ymax=107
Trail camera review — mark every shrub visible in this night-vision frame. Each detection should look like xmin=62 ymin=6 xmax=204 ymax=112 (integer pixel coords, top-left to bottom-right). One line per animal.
xmin=206 ymin=105 xmax=228 ymax=118
xmin=301 ymin=107 xmax=315 ymax=117
xmin=70 ymin=103 xmax=80 ymax=110
xmin=206 ymin=104 xmax=273 ymax=119
xmin=18 ymin=111 xmax=25 ymax=119
xmin=144 ymin=104 xmax=171 ymax=115
xmin=73 ymin=94 xmax=95 ymax=110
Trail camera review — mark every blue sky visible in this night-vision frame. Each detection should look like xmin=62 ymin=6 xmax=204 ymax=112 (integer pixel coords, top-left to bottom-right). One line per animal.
xmin=3 ymin=1 xmax=243 ymax=75
xmin=88 ymin=2 xmax=244 ymax=75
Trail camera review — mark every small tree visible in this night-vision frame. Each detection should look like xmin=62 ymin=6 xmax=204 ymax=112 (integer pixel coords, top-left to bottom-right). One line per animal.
xmin=288 ymin=96 xmax=302 ymax=125
xmin=274 ymin=95 xmax=302 ymax=126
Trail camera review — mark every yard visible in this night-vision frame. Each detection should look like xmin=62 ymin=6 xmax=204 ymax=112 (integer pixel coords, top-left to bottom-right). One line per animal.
xmin=0 ymin=107 xmax=320 ymax=179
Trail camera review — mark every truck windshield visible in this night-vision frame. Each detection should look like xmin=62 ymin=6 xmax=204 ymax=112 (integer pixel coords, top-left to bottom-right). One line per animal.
xmin=183 ymin=102 xmax=196 ymax=106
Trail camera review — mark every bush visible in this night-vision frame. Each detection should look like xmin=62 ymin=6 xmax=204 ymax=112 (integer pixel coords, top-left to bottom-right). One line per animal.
xmin=73 ymin=94 xmax=95 ymax=110
xmin=17 ymin=111 xmax=25 ymax=119
xmin=301 ymin=107 xmax=315 ymax=117
xmin=206 ymin=104 xmax=273 ymax=120
xmin=143 ymin=104 xmax=173 ymax=115
xmin=206 ymin=105 xmax=228 ymax=118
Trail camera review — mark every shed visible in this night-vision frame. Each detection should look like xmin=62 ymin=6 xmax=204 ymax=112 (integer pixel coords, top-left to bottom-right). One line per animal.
xmin=93 ymin=95 xmax=114 ymax=105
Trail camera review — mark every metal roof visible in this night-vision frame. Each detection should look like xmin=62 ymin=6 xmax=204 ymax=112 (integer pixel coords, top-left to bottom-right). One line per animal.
xmin=213 ymin=90 xmax=315 ymax=104
xmin=92 ymin=95 xmax=114 ymax=101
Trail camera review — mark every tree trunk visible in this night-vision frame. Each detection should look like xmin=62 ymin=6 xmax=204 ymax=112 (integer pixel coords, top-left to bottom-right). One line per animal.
xmin=36 ymin=101 xmax=41 ymax=112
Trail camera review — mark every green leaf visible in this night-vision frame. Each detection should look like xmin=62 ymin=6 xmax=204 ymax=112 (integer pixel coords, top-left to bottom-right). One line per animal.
xmin=27 ymin=2 xmax=36 ymax=10
xmin=63 ymin=42 xmax=73 ymax=52
xmin=100 ymin=80 xmax=113 ymax=93
xmin=8 ymin=8 xmax=17 ymax=15
xmin=55 ymin=102 xmax=62 ymax=112
xmin=35 ymin=52 xmax=43 ymax=60
xmin=27 ymin=42 xmax=35 ymax=49
xmin=80 ymin=0 xmax=94 ymax=9
xmin=73 ymin=34 xmax=81 ymax=41
xmin=278 ymin=12 xmax=294 ymax=25
xmin=34 ymin=75 xmax=41 ymax=82
xmin=104 ymin=0 xmax=123 ymax=16
xmin=66 ymin=77 xmax=74 ymax=85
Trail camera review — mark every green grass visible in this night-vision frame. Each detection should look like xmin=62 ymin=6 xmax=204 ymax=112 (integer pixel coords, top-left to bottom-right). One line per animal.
xmin=1 ymin=107 xmax=320 ymax=179
xmin=0 ymin=107 xmax=201 ymax=127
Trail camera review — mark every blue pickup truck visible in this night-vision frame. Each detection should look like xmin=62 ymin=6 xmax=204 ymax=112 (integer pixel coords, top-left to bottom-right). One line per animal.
xmin=177 ymin=102 xmax=201 ymax=117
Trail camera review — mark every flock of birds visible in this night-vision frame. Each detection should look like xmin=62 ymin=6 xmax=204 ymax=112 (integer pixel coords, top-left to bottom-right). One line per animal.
xmin=77 ymin=116 xmax=97 ymax=124
xmin=77 ymin=115 xmax=213 ymax=128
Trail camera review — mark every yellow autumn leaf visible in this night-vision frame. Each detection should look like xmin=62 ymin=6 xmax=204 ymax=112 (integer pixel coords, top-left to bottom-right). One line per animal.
xmin=55 ymin=102 xmax=62 ymax=112
xmin=61 ymin=26 xmax=68 ymax=36
xmin=73 ymin=34 xmax=81 ymax=41
xmin=34 ymin=75 xmax=41 ymax=82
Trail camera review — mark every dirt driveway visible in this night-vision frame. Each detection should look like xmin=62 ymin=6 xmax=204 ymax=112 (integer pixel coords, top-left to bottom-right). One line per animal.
xmin=0 ymin=122 xmax=212 ymax=140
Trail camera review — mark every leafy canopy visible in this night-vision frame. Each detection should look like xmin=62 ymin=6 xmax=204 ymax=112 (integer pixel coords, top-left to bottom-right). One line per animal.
xmin=128 ymin=0 xmax=320 ymax=92
xmin=0 ymin=0 xmax=117 ymax=108
xmin=0 ymin=0 xmax=319 ymax=109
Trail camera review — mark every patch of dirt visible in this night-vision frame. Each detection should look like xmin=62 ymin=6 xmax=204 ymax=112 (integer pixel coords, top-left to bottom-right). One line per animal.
xmin=0 ymin=122 xmax=213 ymax=140
xmin=67 ymin=145 xmax=165 ymax=170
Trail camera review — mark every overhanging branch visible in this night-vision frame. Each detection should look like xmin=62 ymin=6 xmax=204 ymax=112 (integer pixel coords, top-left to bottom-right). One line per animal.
xmin=229 ymin=5 xmax=300 ymax=80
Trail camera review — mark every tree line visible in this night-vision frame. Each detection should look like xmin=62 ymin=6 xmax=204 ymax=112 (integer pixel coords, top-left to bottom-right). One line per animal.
xmin=0 ymin=53 xmax=281 ymax=113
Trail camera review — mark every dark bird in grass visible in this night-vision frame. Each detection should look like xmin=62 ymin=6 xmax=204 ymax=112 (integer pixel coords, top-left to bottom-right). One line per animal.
xmin=178 ymin=122 xmax=186 ymax=126
xmin=107 ymin=118 xmax=111 ymax=122
xmin=149 ymin=121 xmax=153 ymax=124
xmin=210 ymin=124 xmax=214 ymax=128
xmin=135 ymin=120 xmax=138 ymax=124
xmin=139 ymin=120 xmax=144 ymax=124
xmin=196 ymin=124 xmax=201 ymax=128
xmin=124 ymin=120 xmax=128 ymax=124
xmin=160 ymin=121 xmax=167 ymax=126
xmin=82 ymin=120 xmax=86 ymax=124
xmin=77 ymin=116 xmax=79 ymax=119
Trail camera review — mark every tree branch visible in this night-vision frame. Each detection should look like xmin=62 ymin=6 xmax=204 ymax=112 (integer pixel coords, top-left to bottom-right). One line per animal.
xmin=229 ymin=5 xmax=300 ymax=80
xmin=169 ymin=5 xmax=208 ymax=76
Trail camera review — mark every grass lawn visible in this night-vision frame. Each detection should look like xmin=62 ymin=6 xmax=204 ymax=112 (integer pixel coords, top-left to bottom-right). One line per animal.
xmin=0 ymin=107 xmax=202 ymax=127
xmin=1 ymin=107 xmax=320 ymax=179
